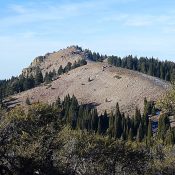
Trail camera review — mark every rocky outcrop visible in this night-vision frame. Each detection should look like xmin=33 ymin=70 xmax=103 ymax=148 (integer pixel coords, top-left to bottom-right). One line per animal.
xmin=30 ymin=56 xmax=45 ymax=67
xmin=22 ymin=46 xmax=85 ymax=77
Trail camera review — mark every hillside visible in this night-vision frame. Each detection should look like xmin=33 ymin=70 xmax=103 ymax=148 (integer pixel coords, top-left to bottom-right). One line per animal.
xmin=1 ymin=46 xmax=174 ymax=175
xmin=7 ymin=46 xmax=170 ymax=114
xmin=22 ymin=45 xmax=86 ymax=77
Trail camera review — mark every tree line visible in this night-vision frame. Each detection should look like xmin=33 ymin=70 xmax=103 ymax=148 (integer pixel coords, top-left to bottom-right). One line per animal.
xmin=42 ymin=94 xmax=174 ymax=145
xmin=1 ymin=100 xmax=168 ymax=175
xmin=108 ymin=55 xmax=175 ymax=81
xmin=84 ymin=49 xmax=107 ymax=62
xmin=0 ymin=59 xmax=87 ymax=105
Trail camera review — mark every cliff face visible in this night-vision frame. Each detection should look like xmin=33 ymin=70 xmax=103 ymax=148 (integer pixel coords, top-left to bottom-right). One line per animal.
xmin=22 ymin=46 xmax=86 ymax=77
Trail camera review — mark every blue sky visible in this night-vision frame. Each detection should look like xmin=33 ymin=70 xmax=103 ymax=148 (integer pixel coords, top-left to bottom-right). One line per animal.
xmin=0 ymin=0 xmax=175 ymax=79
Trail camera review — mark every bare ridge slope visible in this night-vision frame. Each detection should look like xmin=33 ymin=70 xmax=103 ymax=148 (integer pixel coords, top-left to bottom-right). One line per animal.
xmin=22 ymin=45 xmax=85 ymax=77
xmin=11 ymin=46 xmax=170 ymax=114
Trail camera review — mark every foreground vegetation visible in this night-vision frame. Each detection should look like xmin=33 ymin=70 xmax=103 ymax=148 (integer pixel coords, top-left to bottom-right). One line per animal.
xmin=0 ymin=104 xmax=175 ymax=175
xmin=1 ymin=84 xmax=175 ymax=174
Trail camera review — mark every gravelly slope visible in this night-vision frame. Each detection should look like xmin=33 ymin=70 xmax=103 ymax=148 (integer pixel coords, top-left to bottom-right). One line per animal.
xmin=11 ymin=61 xmax=170 ymax=115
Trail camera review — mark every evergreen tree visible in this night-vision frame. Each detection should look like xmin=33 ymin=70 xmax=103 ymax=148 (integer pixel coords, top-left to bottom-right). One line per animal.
xmin=151 ymin=106 xmax=156 ymax=115
xmin=97 ymin=116 xmax=102 ymax=135
xmin=90 ymin=109 xmax=98 ymax=132
xmin=58 ymin=65 xmax=64 ymax=75
xmin=77 ymin=105 xmax=84 ymax=130
xmin=143 ymin=97 xmax=148 ymax=116
xmin=55 ymin=96 xmax=62 ymax=110
xmin=79 ymin=59 xmax=87 ymax=66
xmin=23 ymin=76 xmax=35 ymax=90
xmin=134 ymin=107 xmax=141 ymax=135
xmin=108 ymin=111 xmax=115 ymax=137
xmin=125 ymin=115 xmax=131 ymax=139
xmin=114 ymin=103 xmax=122 ymax=138
xmin=136 ymin=123 xmax=144 ymax=142
xmin=35 ymin=68 xmax=43 ymax=86
xmin=147 ymin=120 xmax=153 ymax=145
xmin=0 ymin=87 xmax=3 ymax=105
xmin=72 ymin=61 xmax=78 ymax=69
xmin=82 ymin=107 xmax=90 ymax=130
xmin=64 ymin=62 xmax=72 ymax=73
xmin=128 ymin=128 xmax=133 ymax=141
xmin=25 ymin=97 xmax=31 ymax=105
xmin=68 ymin=95 xmax=78 ymax=128
xmin=102 ymin=110 xmax=109 ymax=133
xmin=158 ymin=114 xmax=170 ymax=141
xmin=165 ymin=129 xmax=174 ymax=145
xmin=170 ymin=68 xmax=175 ymax=82
xmin=142 ymin=114 xmax=149 ymax=137
xmin=148 ymin=62 xmax=153 ymax=76
xmin=44 ymin=72 xmax=52 ymax=84
xmin=52 ymin=69 xmax=56 ymax=78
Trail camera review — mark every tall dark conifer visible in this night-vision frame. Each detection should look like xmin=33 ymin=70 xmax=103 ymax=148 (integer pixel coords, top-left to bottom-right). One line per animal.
xmin=35 ymin=68 xmax=43 ymax=86
xmin=114 ymin=103 xmax=122 ymax=139
xmin=136 ymin=123 xmax=144 ymax=142
xmin=147 ymin=120 xmax=153 ymax=145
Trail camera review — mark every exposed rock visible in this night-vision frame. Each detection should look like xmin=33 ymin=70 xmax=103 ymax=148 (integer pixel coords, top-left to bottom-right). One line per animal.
xmin=22 ymin=46 xmax=86 ymax=77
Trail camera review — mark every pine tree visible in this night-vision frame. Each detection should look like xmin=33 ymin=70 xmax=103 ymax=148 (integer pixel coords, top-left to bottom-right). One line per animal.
xmin=63 ymin=94 xmax=71 ymax=123
xmin=148 ymin=62 xmax=153 ymax=76
xmin=97 ymin=116 xmax=102 ymax=135
xmin=165 ymin=129 xmax=174 ymax=145
xmin=55 ymin=96 xmax=62 ymax=110
xmin=128 ymin=128 xmax=133 ymax=141
xmin=108 ymin=111 xmax=114 ymax=137
xmin=58 ymin=65 xmax=64 ymax=75
xmin=147 ymin=120 xmax=152 ymax=145
xmin=44 ymin=72 xmax=52 ymax=84
xmin=121 ymin=125 xmax=127 ymax=140
xmin=76 ymin=105 xmax=82 ymax=129
xmin=114 ymin=103 xmax=122 ymax=138
xmin=160 ymin=64 xmax=165 ymax=79
xmin=72 ymin=61 xmax=78 ymax=69
xmin=64 ymin=62 xmax=72 ymax=73
xmin=79 ymin=59 xmax=87 ymax=66
xmin=25 ymin=97 xmax=31 ymax=105
xmin=134 ymin=107 xmax=141 ymax=136
xmin=91 ymin=109 xmax=98 ymax=132
xmin=136 ymin=123 xmax=144 ymax=142
xmin=143 ymin=97 xmax=148 ymax=116
xmin=68 ymin=95 xmax=78 ymax=128
xmin=102 ymin=110 xmax=109 ymax=133
xmin=23 ymin=76 xmax=35 ymax=90
xmin=35 ymin=67 xmax=43 ymax=86
xmin=125 ymin=115 xmax=131 ymax=139
xmin=0 ymin=87 xmax=3 ymax=105
xmin=52 ymin=69 xmax=56 ymax=78
xmin=158 ymin=114 xmax=170 ymax=141
xmin=151 ymin=106 xmax=156 ymax=115
xmin=170 ymin=68 xmax=175 ymax=82
xmin=142 ymin=114 xmax=149 ymax=137
xmin=82 ymin=107 xmax=90 ymax=130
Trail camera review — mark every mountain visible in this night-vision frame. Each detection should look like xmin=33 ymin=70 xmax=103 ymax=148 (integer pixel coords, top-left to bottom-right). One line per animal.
xmin=22 ymin=45 xmax=86 ymax=77
xmin=7 ymin=46 xmax=170 ymax=114
xmin=1 ymin=46 xmax=174 ymax=175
